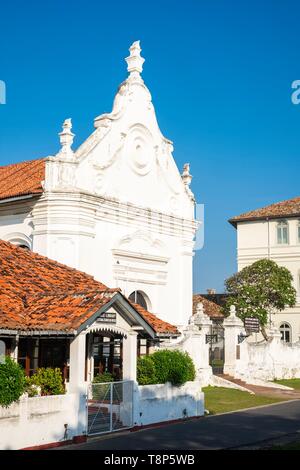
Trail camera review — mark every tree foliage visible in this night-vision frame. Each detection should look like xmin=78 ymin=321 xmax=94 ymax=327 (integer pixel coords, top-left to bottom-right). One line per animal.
xmin=224 ymin=259 xmax=296 ymax=329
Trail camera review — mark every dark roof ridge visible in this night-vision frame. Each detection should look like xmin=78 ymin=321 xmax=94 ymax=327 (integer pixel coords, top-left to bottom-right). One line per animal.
xmin=229 ymin=196 xmax=300 ymax=226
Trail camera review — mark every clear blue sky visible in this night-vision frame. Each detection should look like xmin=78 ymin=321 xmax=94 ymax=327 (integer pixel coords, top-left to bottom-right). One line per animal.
xmin=0 ymin=0 xmax=299 ymax=293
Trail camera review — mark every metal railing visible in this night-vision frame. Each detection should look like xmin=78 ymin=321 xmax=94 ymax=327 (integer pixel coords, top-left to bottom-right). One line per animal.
xmin=87 ymin=380 xmax=134 ymax=435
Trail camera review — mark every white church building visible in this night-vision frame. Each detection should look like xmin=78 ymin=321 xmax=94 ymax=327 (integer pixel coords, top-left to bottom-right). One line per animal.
xmin=0 ymin=41 xmax=197 ymax=329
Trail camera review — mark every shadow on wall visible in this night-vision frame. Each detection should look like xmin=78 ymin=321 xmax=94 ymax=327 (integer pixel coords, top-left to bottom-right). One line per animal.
xmin=0 ymin=393 xmax=87 ymax=450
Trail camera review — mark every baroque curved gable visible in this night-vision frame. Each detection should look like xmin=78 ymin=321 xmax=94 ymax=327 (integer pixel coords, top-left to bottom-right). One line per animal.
xmin=46 ymin=42 xmax=195 ymax=218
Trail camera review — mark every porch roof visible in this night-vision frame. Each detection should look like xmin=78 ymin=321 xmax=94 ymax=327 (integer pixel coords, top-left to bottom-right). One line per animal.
xmin=0 ymin=240 xmax=179 ymax=337
xmin=129 ymin=302 xmax=179 ymax=336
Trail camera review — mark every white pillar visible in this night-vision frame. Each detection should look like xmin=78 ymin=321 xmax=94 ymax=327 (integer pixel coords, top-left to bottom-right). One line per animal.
xmin=193 ymin=303 xmax=213 ymax=384
xmin=268 ymin=327 xmax=284 ymax=379
xmin=69 ymin=333 xmax=86 ymax=392
xmin=223 ymin=305 xmax=244 ymax=376
xmin=10 ymin=335 xmax=19 ymax=361
xmin=68 ymin=333 xmax=88 ymax=436
xmin=122 ymin=331 xmax=138 ymax=381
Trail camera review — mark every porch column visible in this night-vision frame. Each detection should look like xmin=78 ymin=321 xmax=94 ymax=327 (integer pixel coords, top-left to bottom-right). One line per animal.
xmin=122 ymin=331 xmax=138 ymax=381
xmin=223 ymin=305 xmax=244 ymax=376
xmin=68 ymin=333 xmax=88 ymax=436
xmin=69 ymin=333 xmax=86 ymax=392
xmin=10 ymin=335 xmax=19 ymax=361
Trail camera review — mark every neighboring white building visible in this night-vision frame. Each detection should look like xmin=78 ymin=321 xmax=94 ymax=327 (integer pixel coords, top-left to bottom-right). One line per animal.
xmin=0 ymin=41 xmax=197 ymax=328
xmin=229 ymin=196 xmax=300 ymax=342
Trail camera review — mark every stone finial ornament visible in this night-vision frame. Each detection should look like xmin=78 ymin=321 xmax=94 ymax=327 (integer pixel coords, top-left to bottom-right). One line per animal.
xmin=196 ymin=302 xmax=204 ymax=316
xmin=181 ymin=163 xmax=195 ymax=202
xmin=194 ymin=302 xmax=212 ymax=328
xmin=181 ymin=163 xmax=192 ymax=187
xmin=58 ymin=118 xmax=75 ymax=157
xmin=230 ymin=305 xmax=236 ymax=317
xmin=125 ymin=40 xmax=145 ymax=77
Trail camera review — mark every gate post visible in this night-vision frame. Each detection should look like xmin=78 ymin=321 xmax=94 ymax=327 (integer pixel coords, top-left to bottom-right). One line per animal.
xmin=223 ymin=305 xmax=244 ymax=377
xmin=69 ymin=332 xmax=86 ymax=392
xmin=122 ymin=331 xmax=138 ymax=381
xmin=69 ymin=332 xmax=88 ymax=436
xmin=193 ymin=303 xmax=213 ymax=384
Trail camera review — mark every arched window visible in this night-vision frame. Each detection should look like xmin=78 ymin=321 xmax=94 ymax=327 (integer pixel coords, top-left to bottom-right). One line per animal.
xmin=128 ymin=291 xmax=148 ymax=310
xmin=277 ymin=220 xmax=289 ymax=245
xmin=279 ymin=323 xmax=291 ymax=343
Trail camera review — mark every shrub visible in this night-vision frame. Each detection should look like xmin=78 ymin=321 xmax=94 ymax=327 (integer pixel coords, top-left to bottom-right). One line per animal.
xmin=137 ymin=356 xmax=157 ymax=385
xmin=151 ymin=350 xmax=196 ymax=386
xmin=92 ymin=372 xmax=116 ymax=401
xmin=0 ymin=356 xmax=26 ymax=407
xmin=25 ymin=379 xmax=41 ymax=397
xmin=93 ymin=372 xmax=115 ymax=383
xmin=137 ymin=350 xmax=196 ymax=387
xmin=28 ymin=368 xmax=65 ymax=396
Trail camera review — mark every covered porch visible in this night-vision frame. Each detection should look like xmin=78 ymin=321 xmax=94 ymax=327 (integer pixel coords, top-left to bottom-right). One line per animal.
xmin=67 ymin=295 xmax=161 ymax=392
xmin=0 ymin=293 xmax=161 ymax=389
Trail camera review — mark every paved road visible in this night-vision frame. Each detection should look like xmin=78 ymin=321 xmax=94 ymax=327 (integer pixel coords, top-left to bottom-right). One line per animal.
xmin=61 ymin=400 xmax=300 ymax=450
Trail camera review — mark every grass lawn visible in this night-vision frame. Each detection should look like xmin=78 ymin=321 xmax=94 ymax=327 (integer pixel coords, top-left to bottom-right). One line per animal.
xmin=203 ymin=386 xmax=286 ymax=415
xmin=274 ymin=378 xmax=300 ymax=390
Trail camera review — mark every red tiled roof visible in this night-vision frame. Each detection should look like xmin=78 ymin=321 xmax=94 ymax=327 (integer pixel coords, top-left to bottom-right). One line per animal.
xmin=0 ymin=240 xmax=177 ymax=335
xmin=229 ymin=196 xmax=300 ymax=226
xmin=130 ymin=302 xmax=179 ymax=335
xmin=193 ymin=294 xmax=224 ymax=319
xmin=0 ymin=158 xmax=45 ymax=201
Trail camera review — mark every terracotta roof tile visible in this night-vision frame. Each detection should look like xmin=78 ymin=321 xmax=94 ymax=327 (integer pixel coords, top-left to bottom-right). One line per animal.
xmin=193 ymin=294 xmax=224 ymax=319
xmin=0 ymin=158 xmax=45 ymax=201
xmin=229 ymin=196 xmax=300 ymax=226
xmin=0 ymin=240 xmax=177 ymax=335
xmin=130 ymin=302 xmax=179 ymax=335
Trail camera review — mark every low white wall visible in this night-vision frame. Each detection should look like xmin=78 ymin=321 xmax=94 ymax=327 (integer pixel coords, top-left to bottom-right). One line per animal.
xmin=236 ymin=335 xmax=300 ymax=381
xmin=133 ymin=381 xmax=204 ymax=427
xmin=0 ymin=393 xmax=86 ymax=450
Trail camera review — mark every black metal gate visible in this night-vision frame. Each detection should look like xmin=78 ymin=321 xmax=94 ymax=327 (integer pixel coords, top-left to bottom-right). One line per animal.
xmin=208 ymin=321 xmax=225 ymax=375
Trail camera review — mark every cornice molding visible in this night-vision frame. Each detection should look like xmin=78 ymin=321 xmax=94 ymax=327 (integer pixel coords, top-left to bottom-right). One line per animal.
xmin=33 ymin=192 xmax=196 ymax=239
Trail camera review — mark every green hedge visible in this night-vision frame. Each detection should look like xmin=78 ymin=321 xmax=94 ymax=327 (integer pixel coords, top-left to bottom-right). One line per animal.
xmin=92 ymin=373 xmax=119 ymax=401
xmin=0 ymin=356 xmax=26 ymax=407
xmin=137 ymin=350 xmax=196 ymax=386
xmin=27 ymin=368 xmax=65 ymax=396
xmin=137 ymin=355 xmax=157 ymax=385
xmin=93 ymin=372 xmax=115 ymax=383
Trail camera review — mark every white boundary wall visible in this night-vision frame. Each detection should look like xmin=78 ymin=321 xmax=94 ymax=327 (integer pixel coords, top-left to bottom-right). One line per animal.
xmin=222 ymin=308 xmax=300 ymax=383
xmin=236 ymin=332 xmax=300 ymax=382
xmin=0 ymin=393 xmax=86 ymax=450
xmin=133 ymin=381 xmax=204 ymax=427
xmin=1 ymin=382 xmax=204 ymax=448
